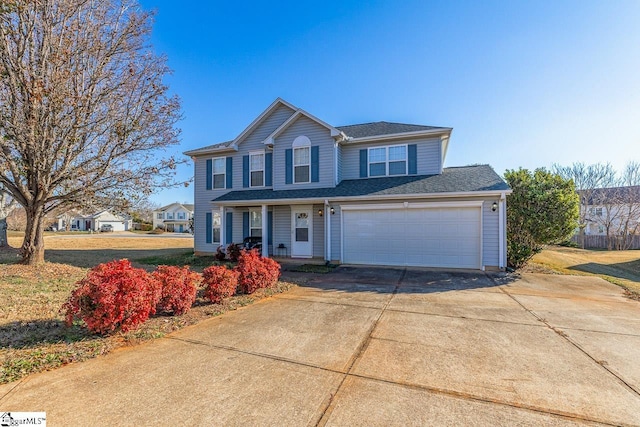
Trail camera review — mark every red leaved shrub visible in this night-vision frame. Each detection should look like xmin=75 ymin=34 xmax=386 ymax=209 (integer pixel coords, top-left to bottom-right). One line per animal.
xmin=62 ymin=259 xmax=159 ymax=335
xmin=235 ymin=249 xmax=281 ymax=294
xmin=202 ymin=265 xmax=239 ymax=304
xmin=152 ymin=265 xmax=201 ymax=315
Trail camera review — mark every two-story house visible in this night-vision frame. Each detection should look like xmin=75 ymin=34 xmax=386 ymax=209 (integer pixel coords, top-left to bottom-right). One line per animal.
xmin=152 ymin=202 xmax=194 ymax=232
xmin=185 ymin=98 xmax=510 ymax=270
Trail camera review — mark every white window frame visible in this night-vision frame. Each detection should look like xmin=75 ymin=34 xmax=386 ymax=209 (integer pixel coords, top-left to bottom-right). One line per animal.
xmin=212 ymin=210 xmax=221 ymax=244
xmin=249 ymin=151 xmax=265 ymax=188
xmin=293 ymin=146 xmax=311 ymax=184
xmin=249 ymin=208 xmax=262 ymax=237
xmin=368 ymin=144 xmax=408 ymax=177
xmin=212 ymin=157 xmax=226 ymax=189
xmin=166 ymin=212 xmax=174 ymax=220
xmin=177 ymin=212 xmax=186 ymax=220
xmin=156 ymin=213 xmax=164 ymax=219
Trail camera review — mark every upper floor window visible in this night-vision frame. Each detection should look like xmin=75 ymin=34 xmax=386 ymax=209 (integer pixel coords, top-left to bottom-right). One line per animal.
xmin=292 ymin=135 xmax=311 ymax=184
xmin=212 ymin=158 xmax=226 ymax=189
xmin=166 ymin=212 xmax=174 ymax=220
xmin=177 ymin=212 xmax=186 ymax=220
xmin=156 ymin=213 xmax=164 ymax=219
xmin=250 ymin=152 xmax=264 ymax=187
xmin=589 ymin=207 xmax=603 ymax=217
xmin=369 ymin=144 xmax=407 ymax=177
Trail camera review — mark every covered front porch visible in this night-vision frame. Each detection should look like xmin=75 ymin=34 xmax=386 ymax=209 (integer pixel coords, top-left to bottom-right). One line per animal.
xmin=212 ymin=201 xmax=340 ymax=262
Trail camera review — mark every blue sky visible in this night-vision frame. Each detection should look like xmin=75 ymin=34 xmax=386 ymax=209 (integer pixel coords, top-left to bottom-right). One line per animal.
xmin=138 ymin=0 xmax=640 ymax=206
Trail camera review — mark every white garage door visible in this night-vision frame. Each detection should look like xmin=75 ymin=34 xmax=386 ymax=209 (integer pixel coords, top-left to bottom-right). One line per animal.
xmin=342 ymin=205 xmax=481 ymax=269
xmin=98 ymin=220 xmax=125 ymax=231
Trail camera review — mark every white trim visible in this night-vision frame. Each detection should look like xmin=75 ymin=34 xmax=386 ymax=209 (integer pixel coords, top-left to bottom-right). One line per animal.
xmin=498 ymin=196 xmax=505 ymax=269
xmin=368 ymin=144 xmax=408 ymax=177
xmin=291 ymin=205 xmax=313 ymax=258
xmin=261 ymin=204 xmax=268 ymax=258
xmin=249 ymin=150 xmax=265 ymax=188
xmin=234 ymin=98 xmax=298 ymax=146
xmin=340 ymin=201 xmax=484 ymax=211
xmin=262 ymin=109 xmax=345 ymax=145
xmin=479 ymin=205 xmax=484 ymax=271
xmin=293 ymin=145 xmax=311 ymax=184
xmin=214 ymin=190 xmax=512 ymax=207
xmin=211 ymin=156 xmax=226 ymax=189
xmin=325 ymin=200 xmax=331 ymax=262
xmin=343 ymin=128 xmax=452 ymax=144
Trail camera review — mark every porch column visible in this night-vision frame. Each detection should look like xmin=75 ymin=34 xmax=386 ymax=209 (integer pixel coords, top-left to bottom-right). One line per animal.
xmin=261 ymin=204 xmax=268 ymax=258
xmin=499 ymin=193 xmax=506 ymax=269
xmin=325 ymin=200 xmax=331 ymax=262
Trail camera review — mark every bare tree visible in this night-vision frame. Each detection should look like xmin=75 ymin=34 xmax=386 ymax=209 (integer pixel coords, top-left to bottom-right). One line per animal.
xmin=552 ymin=162 xmax=617 ymax=247
xmin=0 ymin=0 xmax=182 ymax=264
xmin=613 ymin=162 xmax=640 ymax=249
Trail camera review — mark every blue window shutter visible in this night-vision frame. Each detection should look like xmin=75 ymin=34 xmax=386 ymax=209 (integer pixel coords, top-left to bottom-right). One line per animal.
xmin=243 ymin=211 xmax=249 ymax=238
xmin=205 ymin=212 xmax=212 ymax=244
xmin=265 ymin=152 xmax=273 ymax=186
xmin=285 ymin=149 xmax=293 ymax=184
xmin=225 ymin=211 xmax=233 ymax=244
xmin=243 ymin=155 xmax=249 ymax=188
xmin=268 ymin=210 xmax=273 ymax=246
xmin=226 ymin=157 xmax=233 ymax=189
xmin=311 ymin=146 xmax=319 ymax=182
xmin=359 ymin=149 xmax=368 ymax=178
xmin=206 ymin=159 xmax=212 ymax=190
xmin=408 ymin=144 xmax=417 ymax=174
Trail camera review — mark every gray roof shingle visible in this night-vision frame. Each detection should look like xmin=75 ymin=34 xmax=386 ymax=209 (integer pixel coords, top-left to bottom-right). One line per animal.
xmin=213 ymin=165 xmax=509 ymax=203
xmin=336 ymin=121 xmax=449 ymax=139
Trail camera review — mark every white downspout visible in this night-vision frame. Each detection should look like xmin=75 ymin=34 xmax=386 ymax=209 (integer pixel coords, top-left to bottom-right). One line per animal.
xmin=261 ymin=204 xmax=268 ymax=258
xmin=325 ymin=199 xmax=331 ymax=262
xmin=499 ymin=192 xmax=506 ymax=269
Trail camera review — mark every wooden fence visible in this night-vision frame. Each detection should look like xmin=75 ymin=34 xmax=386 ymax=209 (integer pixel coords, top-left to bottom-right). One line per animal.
xmin=571 ymin=234 xmax=640 ymax=250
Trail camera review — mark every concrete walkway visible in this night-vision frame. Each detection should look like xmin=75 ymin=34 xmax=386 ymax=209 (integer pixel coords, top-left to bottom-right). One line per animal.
xmin=1 ymin=268 xmax=639 ymax=426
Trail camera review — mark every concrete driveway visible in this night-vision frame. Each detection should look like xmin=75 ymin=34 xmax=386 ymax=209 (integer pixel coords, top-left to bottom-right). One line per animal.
xmin=1 ymin=268 xmax=639 ymax=426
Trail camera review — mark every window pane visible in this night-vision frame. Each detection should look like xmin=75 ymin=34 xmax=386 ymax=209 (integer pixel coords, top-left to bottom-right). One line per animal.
xmin=369 ymin=163 xmax=386 ymax=176
xmin=213 ymin=228 xmax=220 ymax=243
xmin=294 ymin=147 xmax=310 ymax=165
xmin=250 ymin=211 xmax=262 ymax=228
xmin=213 ymin=174 xmax=225 ymax=188
xmin=295 ymin=228 xmax=309 ymax=242
xmin=295 ymin=212 xmax=309 ymax=228
xmin=389 ymin=146 xmax=406 ymax=161
xmin=251 ymin=171 xmax=263 ymax=187
xmin=213 ymin=212 xmax=221 ymax=227
xmin=369 ymin=148 xmax=386 ymax=162
xmin=213 ymin=158 xmax=225 ymax=174
xmin=294 ymin=165 xmax=310 ymax=183
xmin=250 ymin=153 xmax=264 ymax=170
xmin=250 ymin=228 xmax=262 ymax=237
xmin=389 ymin=161 xmax=406 ymax=175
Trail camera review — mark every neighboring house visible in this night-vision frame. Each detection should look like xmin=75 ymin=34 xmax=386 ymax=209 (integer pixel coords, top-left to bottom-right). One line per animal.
xmin=152 ymin=202 xmax=194 ymax=232
xmin=184 ymin=98 xmax=511 ymax=270
xmin=579 ymin=186 xmax=640 ymax=236
xmin=57 ymin=210 xmax=132 ymax=232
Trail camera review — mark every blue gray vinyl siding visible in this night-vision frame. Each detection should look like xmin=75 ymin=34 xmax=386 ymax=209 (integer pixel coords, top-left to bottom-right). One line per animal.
xmin=313 ymin=204 xmax=324 ymax=258
xmin=482 ymin=199 xmax=500 ymax=267
xmin=341 ymin=137 xmax=442 ymax=180
xmin=336 ymin=145 xmax=342 ymax=184
xmin=273 ymin=206 xmax=291 ymax=250
xmin=273 ymin=116 xmax=336 ymax=190
xmin=233 ymin=103 xmax=295 ymax=190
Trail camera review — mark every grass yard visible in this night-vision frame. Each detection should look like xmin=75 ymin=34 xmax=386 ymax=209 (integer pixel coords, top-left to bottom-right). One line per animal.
xmin=530 ymin=246 xmax=640 ymax=296
xmin=0 ymin=232 xmax=296 ymax=384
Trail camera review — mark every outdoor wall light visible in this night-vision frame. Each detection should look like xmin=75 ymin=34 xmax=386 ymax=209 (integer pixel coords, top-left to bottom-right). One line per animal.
xmin=330 ymin=207 xmax=335 ymax=215
xmin=318 ymin=209 xmax=323 ymax=217
xmin=491 ymin=202 xmax=498 ymax=212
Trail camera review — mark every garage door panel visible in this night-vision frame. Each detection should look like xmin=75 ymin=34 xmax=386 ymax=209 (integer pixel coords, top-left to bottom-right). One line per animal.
xmin=343 ymin=206 xmax=481 ymax=269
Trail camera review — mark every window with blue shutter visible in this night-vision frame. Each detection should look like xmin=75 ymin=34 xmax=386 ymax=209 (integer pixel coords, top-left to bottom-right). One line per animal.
xmin=226 ymin=157 xmax=233 ymax=188
xmin=205 ymin=212 xmax=212 ymax=244
xmin=265 ymin=152 xmax=273 ymax=186
xmin=242 ymin=155 xmax=249 ymax=188
xmin=359 ymin=149 xmax=368 ymax=178
xmin=206 ymin=159 xmax=212 ymax=190
xmin=408 ymin=144 xmax=417 ymax=174
xmin=285 ymin=149 xmax=293 ymax=184
xmin=225 ymin=211 xmax=233 ymax=244
xmin=242 ymin=211 xmax=249 ymax=239
xmin=311 ymin=146 xmax=319 ymax=182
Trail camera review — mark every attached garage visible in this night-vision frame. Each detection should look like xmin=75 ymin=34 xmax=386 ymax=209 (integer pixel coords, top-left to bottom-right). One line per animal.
xmin=97 ymin=220 xmax=126 ymax=231
xmin=342 ymin=202 xmax=482 ymax=269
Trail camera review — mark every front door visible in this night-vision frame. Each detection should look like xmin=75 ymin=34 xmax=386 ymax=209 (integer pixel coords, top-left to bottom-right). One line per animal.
xmin=291 ymin=206 xmax=313 ymax=258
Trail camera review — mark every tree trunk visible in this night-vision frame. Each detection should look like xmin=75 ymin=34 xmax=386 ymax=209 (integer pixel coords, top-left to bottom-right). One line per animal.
xmin=20 ymin=206 xmax=46 ymax=265
xmin=0 ymin=217 xmax=8 ymax=247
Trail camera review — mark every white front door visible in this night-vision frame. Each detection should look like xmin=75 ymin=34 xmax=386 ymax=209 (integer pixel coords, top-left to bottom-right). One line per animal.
xmin=291 ymin=206 xmax=313 ymax=258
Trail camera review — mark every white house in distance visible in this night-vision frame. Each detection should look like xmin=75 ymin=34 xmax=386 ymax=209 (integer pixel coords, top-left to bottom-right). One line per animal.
xmin=57 ymin=210 xmax=132 ymax=232
xmin=184 ymin=98 xmax=511 ymax=270
xmin=152 ymin=202 xmax=194 ymax=232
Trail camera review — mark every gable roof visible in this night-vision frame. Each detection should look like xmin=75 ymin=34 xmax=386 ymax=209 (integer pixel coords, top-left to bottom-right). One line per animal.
xmin=158 ymin=202 xmax=194 ymax=212
xmin=579 ymin=185 xmax=640 ymax=205
xmin=213 ymin=165 xmax=509 ymax=204
xmin=262 ymin=109 xmax=345 ymax=145
xmin=337 ymin=121 xmax=449 ymax=139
